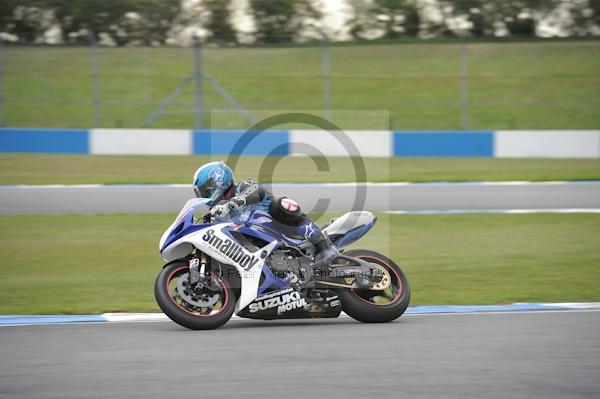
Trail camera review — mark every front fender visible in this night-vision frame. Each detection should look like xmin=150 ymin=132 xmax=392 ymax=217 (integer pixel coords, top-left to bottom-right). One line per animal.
xmin=161 ymin=257 xmax=192 ymax=269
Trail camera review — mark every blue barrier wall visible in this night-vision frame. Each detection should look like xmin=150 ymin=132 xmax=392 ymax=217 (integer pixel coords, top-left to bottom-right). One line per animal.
xmin=394 ymin=131 xmax=494 ymax=157
xmin=0 ymin=128 xmax=89 ymax=154
xmin=193 ymin=130 xmax=289 ymax=156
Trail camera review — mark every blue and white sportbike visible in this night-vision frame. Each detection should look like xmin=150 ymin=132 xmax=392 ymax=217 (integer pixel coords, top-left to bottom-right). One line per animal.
xmin=156 ymin=198 xmax=410 ymax=330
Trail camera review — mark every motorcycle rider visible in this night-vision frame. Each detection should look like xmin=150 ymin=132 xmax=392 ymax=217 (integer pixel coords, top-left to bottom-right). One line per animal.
xmin=192 ymin=161 xmax=337 ymax=272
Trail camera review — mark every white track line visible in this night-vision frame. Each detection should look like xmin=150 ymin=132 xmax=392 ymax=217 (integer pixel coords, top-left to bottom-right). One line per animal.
xmin=3 ymin=302 xmax=600 ymax=327
xmin=386 ymin=209 xmax=600 ymax=215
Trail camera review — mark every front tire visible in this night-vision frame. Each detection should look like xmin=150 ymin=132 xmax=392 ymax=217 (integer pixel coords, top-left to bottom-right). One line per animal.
xmin=337 ymin=249 xmax=410 ymax=323
xmin=155 ymin=261 xmax=235 ymax=330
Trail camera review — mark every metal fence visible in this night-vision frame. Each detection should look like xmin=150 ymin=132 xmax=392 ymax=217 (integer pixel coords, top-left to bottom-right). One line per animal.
xmin=1 ymin=38 xmax=598 ymax=130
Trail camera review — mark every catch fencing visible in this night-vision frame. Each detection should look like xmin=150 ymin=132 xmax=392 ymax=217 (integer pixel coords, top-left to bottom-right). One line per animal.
xmin=1 ymin=38 xmax=599 ymax=131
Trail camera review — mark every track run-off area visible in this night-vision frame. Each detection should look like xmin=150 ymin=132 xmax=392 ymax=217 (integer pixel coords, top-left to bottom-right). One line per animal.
xmin=1 ymin=309 xmax=599 ymax=399
xmin=1 ymin=181 xmax=600 ymax=214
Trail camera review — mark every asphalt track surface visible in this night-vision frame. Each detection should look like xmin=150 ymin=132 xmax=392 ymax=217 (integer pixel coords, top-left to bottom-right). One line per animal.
xmin=1 ymin=182 xmax=600 ymax=214
xmin=1 ymin=311 xmax=598 ymax=399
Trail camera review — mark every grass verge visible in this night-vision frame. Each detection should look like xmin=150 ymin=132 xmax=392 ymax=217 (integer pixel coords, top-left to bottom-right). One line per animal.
xmin=0 ymin=213 xmax=598 ymax=314
xmin=1 ymin=154 xmax=600 ymax=184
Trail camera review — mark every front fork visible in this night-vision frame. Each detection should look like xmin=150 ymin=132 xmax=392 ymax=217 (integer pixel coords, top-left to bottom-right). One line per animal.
xmin=188 ymin=253 xmax=206 ymax=284
xmin=188 ymin=252 xmax=223 ymax=294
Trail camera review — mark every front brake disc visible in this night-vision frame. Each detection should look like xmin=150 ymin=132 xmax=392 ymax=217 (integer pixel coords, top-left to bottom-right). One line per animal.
xmin=176 ymin=273 xmax=219 ymax=308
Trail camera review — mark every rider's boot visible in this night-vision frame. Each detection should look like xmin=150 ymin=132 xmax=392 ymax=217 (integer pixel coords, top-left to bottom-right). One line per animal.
xmin=308 ymin=229 xmax=338 ymax=279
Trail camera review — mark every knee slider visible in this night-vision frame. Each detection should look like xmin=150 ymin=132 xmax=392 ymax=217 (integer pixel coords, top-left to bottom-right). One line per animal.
xmin=269 ymin=197 xmax=303 ymax=225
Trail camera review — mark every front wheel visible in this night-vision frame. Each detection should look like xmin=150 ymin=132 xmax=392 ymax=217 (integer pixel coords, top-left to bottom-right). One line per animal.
xmin=155 ymin=261 xmax=235 ymax=330
xmin=336 ymin=249 xmax=410 ymax=323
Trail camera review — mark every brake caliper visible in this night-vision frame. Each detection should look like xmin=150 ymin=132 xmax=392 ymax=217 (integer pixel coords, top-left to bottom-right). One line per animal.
xmin=188 ymin=257 xmax=201 ymax=285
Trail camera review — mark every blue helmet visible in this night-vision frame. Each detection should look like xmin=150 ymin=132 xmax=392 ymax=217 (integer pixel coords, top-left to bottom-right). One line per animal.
xmin=192 ymin=161 xmax=235 ymax=205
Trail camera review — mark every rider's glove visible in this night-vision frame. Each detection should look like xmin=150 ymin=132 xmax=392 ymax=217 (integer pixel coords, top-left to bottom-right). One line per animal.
xmin=210 ymin=201 xmax=239 ymax=218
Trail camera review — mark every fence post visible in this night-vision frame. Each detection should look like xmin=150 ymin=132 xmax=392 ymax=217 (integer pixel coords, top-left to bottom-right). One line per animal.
xmin=459 ymin=40 xmax=470 ymax=130
xmin=531 ymin=44 xmax=542 ymax=129
xmin=39 ymin=46 xmax=51 ymax=126
xmin=193 ymin=37 xmax=204 ymax=131
xmin=0 ymin=39 xmax=4 ymax=127
xmin=89 ymin=33 xmax=101 ymax=128
xmin=321 ymin=33 xmax=332 ymax=122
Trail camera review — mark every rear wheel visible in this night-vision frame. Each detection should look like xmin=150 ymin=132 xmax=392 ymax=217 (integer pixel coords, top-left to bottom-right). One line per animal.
xmin=337 ymin=249 xmax=410 ymax=323
xmin=155 ymin=261 xmax=235 ymax=330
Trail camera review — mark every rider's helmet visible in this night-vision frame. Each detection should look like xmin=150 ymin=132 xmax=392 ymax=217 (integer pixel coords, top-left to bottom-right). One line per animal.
xmin=192 ymin=161 xmax=235 ymax=204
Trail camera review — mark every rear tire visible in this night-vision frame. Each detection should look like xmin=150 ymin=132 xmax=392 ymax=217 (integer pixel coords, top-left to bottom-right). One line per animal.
xmin=155 ymin=261 xmax=235 ymax=330
xmin=337 ymin=249 xmax=410 ymax=323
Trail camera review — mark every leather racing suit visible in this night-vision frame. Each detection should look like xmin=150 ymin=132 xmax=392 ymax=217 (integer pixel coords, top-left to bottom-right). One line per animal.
xmin=212 ymin=178 xmax=336 ymax=270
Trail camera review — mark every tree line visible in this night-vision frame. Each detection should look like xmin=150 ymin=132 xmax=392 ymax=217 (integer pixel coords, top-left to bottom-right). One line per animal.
xmin=1 ymin=0 xmax=599 ymax=46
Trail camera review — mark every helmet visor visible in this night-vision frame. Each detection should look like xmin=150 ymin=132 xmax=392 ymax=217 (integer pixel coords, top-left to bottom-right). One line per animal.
xmin=194 ymin=178 xmax=225 ymax=205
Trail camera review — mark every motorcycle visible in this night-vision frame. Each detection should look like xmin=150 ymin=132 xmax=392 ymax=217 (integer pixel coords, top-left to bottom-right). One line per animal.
xmin=155 ymin=198 xmax=410 ymax=330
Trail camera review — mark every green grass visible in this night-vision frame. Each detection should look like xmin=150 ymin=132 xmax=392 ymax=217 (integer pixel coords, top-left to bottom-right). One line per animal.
xmin=0 ymin=213 xmax=598 ymax=314
xmin=4 ymin=41 xmax=600 ymax=130
xmin=1 ymin=154 xmax=600 ymax=184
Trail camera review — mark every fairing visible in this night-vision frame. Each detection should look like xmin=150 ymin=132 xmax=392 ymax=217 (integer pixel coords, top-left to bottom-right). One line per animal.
xmin=159 ymin=202 xmax=376 ymax=314
xmin=322 ymin=211 xmax=377 ymax=248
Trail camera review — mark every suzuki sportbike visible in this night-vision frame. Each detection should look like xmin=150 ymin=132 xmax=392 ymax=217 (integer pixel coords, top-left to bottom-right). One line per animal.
xmin=155 ymin=198 xmax=410 ymax=330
